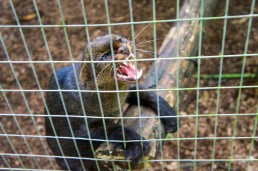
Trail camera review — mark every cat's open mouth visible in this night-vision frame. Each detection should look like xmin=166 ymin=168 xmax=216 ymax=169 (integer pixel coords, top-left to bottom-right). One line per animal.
xmin=116 ymin=61 xmax=142 ymax=82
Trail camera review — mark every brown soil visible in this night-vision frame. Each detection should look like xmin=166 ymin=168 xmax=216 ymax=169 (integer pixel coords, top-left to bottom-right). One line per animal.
xmin=0 ymin=0 xmax=257 ymax=170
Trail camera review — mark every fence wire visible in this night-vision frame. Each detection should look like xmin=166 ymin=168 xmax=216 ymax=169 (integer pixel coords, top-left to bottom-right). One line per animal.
xmin=0 ymin=0 xmax=257 ymax=171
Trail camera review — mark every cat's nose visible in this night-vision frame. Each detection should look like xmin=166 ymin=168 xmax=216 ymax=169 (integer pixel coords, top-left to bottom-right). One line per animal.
xmin=118 ymin=46 xmax=130 ymax=56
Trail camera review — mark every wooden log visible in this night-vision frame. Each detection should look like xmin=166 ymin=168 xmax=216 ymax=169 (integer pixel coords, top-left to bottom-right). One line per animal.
xmin=96 ymin=0 xmax=218 ymax=170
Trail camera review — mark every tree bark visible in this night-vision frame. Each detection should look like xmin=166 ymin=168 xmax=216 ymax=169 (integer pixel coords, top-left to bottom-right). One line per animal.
xmin=96 ymin=0 xmax=218 ymax=170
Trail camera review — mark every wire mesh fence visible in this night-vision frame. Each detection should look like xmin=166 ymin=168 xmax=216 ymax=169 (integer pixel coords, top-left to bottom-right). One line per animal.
xmin=0 ymin=0 xmax=257 ymax=170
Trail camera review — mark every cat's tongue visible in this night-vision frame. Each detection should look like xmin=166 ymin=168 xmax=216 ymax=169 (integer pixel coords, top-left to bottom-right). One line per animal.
xmin=116 ymin=62 xmax=142 ymax=82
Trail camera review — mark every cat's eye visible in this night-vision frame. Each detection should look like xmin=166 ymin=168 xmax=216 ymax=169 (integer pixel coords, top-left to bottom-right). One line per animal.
xmin=101 ymin=55 xmax=107 ymax=61
xmin=100 ymin=51 xmax=111 ymax=60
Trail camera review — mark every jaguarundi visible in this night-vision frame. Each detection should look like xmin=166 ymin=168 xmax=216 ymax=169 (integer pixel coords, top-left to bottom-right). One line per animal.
xmin=45 ymin=34 xmax=178 ymax=171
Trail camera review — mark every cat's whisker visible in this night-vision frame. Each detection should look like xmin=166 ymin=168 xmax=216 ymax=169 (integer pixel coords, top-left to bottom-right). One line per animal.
xmin=137 ymin=44 xmax=147 ymax=47
xmin=128 ymin=25 xmax=142 ymax=41
xmin=109 ymin=66 xmax=113 ymax=76
xmin=90 ymin=63 xmax=111 ymax=96
xmin=137 ymin=49 xmax=155 ymax=54
xmin=134 ymin=23 xmax=150 ymax=41
xmin=137 ymin=38 xmax=164 ymax=46
xmin=136 ymin=49 xmax=155 ymax=57
xmin=96 ymin=63 xmax=111 ymax=80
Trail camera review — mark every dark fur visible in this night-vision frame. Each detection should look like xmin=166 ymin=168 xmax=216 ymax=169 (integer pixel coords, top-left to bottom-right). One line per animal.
xmin=45 ymin=35 xmax=178 ymax=171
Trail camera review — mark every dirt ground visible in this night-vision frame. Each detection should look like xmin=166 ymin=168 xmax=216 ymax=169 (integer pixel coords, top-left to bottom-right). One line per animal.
xmin=0 ymin=0 xmax=257 ymax=170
